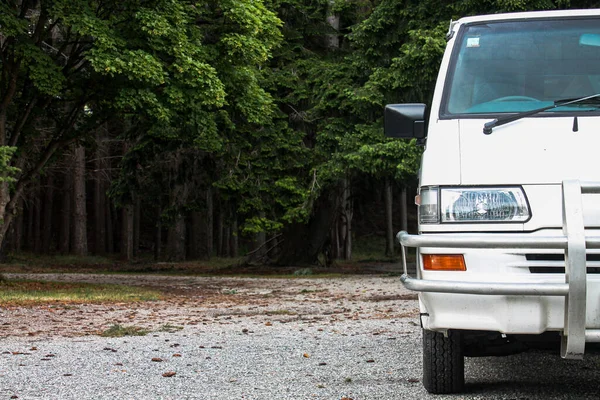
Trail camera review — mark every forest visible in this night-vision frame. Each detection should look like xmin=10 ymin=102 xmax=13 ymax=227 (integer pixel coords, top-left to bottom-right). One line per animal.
xmin=1 ymin=0 xmax=599 ymax=266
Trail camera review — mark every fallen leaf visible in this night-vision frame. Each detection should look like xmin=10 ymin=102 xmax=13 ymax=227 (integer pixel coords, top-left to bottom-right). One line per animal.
xmin=152 ymin=358 xmax=163 ymax=362
xmin=408 ymin=378 xmax=420 ymax=383
xmin=265 ymin=322 xmax=273 ymax=326
xmin=366 ymin=359 xmax=375 ymax=363
xmin=173 ymin=354 xmax=182 ymax=357
xmin=303 ymin=353 xmax=310 ymax=358
xmin=162 ymin=371 xmax=176 ymax=377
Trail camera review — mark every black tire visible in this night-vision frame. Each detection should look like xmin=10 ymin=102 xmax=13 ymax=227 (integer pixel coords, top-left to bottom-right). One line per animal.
xmin=422 ymin=329 xmax=465 ymax=394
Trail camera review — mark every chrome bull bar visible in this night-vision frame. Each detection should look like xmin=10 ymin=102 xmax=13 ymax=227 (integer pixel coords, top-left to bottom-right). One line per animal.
xmin=398 ymin=180 xmax=600 ymax=359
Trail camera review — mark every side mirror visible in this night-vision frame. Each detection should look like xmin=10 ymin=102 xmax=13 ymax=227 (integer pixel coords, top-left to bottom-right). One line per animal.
xmin=384 ymin=104 xmax=426 ymax=139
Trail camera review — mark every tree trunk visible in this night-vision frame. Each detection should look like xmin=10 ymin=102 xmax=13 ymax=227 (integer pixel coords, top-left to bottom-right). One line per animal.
xmin=385 ymin=178 xmax=394 ymax=257
xmin=276 ymin=187 xmax=341 ymax=266
xmin=59 ymin=165 xmax=72 ymax=254
xmin=206 ymin=188 xmax=213 ymax=258
xmin=217 ymin=208 xmax=224 ymax=257
xmin=134 ymin=196 xmax=140 ymax=256
xmin=231 ymin=218 xmax=239 ymax=258
xmin=106 ymin=202 xmax=114 ymax=254
xmin=72 ymin=145 xmax=87 ymax=256
xmin=343 ymin=178 xmax=353 ymax=260
xmin=33 ymin=180 xmax=42 ymax=253
xmin=121 ymin=205 xmax=134 ymax=261
xmin=400 ymin=185 xmax=408 ymax=233
xmin=255 ymin=210 xmax=266 ymax=260
xmin=189 ymin=192 xmax=214 ymax=260
xmin=344 ymin=210 xmax=353 ymax=260
xmin=223 ymin=224 xmax=231 ymax=258
xmin=190 ymin=211 xmax=202 ymax=259
xmin=326 ymin=1 xmax=340 ymax=49
xmin=154 ymin=205 xmax=162 ymax=261
xmin=94 ymin=129 xmax=107 ymax=255
xmin=331 ymin=220 xmax=340 ymax=259
xmin=41 ymin=174 xmax=54 ymax=253
xmin=0 ymin=179 xmax=9 ymax=246
xmin=166 ymin=215 xmax=186 ymax=261
xmin=336 ymin=177 xmax=352 ymax=261
xmin=25 ymin=195 xmax=33 ymax=251
xmin=13 ymin=197 xmax=23 ymax=252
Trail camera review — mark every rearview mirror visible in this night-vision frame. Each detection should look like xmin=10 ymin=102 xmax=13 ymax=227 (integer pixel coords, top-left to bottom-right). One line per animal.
xmin=384 ymin=104 xmax=427 ymax=139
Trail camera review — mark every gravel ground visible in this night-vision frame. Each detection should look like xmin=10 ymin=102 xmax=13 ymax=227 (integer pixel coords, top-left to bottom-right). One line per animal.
xmin=1 ymin=274 xmax=600 ymax=399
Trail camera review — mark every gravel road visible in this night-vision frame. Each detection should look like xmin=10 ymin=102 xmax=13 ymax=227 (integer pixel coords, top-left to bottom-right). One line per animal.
xmin=1 ymin=274 xmax=600 ymax=399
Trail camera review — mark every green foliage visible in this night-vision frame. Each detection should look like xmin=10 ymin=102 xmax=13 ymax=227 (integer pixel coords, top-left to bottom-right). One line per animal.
xmin=0 ymin=147 xmax=20 ymax=184
xmin=2 ymin=0 xmax=597 ymax=259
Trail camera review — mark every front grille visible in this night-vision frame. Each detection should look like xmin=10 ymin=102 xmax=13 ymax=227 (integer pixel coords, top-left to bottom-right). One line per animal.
xmin=526 ymin=254 xmax=600 ymax=274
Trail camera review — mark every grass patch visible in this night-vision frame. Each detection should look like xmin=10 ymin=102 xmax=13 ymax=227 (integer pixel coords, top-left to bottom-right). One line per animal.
xmin=100 ymin=324 xmax=150 ymax=337
xmin=0 ymin=252 xmax=246 ymax=275
xmin=157 ymin=323 xmax=184 ymax=333
xmin=293 ymin=268 xmax=313 ymax=276
xmin=0 ymin=280 xmax=162 ymax=306
xmin=5 ymin=253 xmax=115 ymax=267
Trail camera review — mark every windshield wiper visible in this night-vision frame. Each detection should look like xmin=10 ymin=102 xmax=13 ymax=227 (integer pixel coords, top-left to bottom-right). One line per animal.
xmin=483 ymin=93 xmax=600 ymax=134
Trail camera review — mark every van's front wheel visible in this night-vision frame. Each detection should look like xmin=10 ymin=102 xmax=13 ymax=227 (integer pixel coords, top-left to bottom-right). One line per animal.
xmin=422 ymin=329 xmax=465 ymax=394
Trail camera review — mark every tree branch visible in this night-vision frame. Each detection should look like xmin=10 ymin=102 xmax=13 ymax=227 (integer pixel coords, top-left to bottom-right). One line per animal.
xmin=9 ymin=96 xmax=39 ymax=147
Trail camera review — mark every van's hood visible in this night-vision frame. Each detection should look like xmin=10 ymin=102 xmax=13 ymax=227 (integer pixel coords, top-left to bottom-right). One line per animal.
xmin=456 ymin=117 xmax=600 ymax=185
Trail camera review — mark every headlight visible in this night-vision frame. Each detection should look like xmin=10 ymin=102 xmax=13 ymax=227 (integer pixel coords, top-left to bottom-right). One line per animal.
xmin=418 ymin=186 xmax=530 ymax=224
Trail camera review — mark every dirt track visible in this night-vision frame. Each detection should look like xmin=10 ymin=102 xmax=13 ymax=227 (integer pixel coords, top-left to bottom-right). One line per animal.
xmin=0 ymin=274 xmax=418 ymax=338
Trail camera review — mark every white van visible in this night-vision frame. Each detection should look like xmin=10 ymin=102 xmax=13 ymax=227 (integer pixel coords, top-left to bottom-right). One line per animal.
xmin=385 ymin=9 xmax=600 ymax=394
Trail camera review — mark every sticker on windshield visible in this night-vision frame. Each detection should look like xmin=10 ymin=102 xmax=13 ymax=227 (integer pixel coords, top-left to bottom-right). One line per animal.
xmin=466 ymin=37 xmax=480 ymax=48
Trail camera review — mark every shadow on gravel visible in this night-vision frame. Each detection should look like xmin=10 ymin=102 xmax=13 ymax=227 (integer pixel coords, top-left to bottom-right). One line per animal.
xmin=462 ymin=347 xmax=600 ymax=398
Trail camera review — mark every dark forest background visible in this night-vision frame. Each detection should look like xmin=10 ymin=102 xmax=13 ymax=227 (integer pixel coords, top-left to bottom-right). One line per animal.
xmin=1 ymin=0 xmax=598 ymax=266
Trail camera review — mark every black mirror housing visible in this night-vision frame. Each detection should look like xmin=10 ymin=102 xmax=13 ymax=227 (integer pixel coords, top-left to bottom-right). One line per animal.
xmin=384 ymin=104 xmax=427 ymax=139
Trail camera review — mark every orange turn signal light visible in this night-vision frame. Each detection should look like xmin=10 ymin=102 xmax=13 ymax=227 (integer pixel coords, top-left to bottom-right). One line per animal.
xmin=422 ymin=254 xmax=466 ymax=271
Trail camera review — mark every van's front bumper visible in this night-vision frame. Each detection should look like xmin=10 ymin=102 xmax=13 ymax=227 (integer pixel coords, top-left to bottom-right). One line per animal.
xmin=398 ymin=180 xmax=600 ymax=359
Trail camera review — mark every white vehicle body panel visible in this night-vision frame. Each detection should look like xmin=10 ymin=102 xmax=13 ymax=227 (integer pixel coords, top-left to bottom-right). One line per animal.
xmin=400 ymin=9 xmax=600 ymax=354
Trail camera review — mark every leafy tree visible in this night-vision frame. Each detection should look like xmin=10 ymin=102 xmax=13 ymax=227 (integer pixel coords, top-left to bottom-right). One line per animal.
xmin=262 ymin=0 xmax=597 ymax=265
xmin=0 ymin=0 xmax=283 ymax=252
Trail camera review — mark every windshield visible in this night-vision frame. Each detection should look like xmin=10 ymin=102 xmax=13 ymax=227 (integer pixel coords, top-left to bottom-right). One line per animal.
xmin=444 ymin=18 xmax=600 ymax=115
